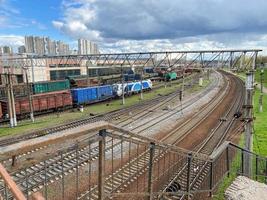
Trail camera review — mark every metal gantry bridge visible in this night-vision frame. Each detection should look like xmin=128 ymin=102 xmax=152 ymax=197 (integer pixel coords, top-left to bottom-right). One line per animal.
xmin=1 ymin=49 xmax=262 ymax=70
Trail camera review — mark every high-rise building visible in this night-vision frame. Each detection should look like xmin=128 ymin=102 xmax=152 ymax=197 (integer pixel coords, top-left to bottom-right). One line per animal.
xmin=78 ymin=39 xmax=99 ymax=55
xmin=18 ymin=46 xmax=26 ymax=54
xmin=25 ymin=36 xmax=35 ymax=53
xmin=25 ymin=36 xmax=70 ymax=55
xmin=45 ymin=37 xmax=57 ymax=55
xmin=34 ymin=36 xmax=46 ymax=55
xmin=0 ymin=46 xmax=13 ymax=54
xmin=56 ymin=41 xmax=69 ymax=55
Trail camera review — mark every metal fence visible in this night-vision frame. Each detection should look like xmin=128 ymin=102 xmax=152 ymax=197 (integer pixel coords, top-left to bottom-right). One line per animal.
xmin=0 ymin=127 xmax=266 ymax=200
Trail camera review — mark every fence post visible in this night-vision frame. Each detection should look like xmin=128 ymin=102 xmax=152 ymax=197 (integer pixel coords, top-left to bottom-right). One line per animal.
xmin=241 ymin=149 xmax=244 ymax=175
xmin=98 ymin=129 xmax=107 ymax=200
xmin=147 ymin=142 xmax=155 ymax=200
xmin=226 ymin=146 xmax=230 ymax=177
xmin=209 ymin=161 xmax=213 ymax=197
xmin=186 ymin=153 xmax=192 ymax=200
xmin=256 ymin=155 xmax=259 ymax=181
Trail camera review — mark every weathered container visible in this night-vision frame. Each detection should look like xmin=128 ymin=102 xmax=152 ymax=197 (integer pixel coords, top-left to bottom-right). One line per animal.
xmin=32 ymin=80 xmax=70 ymax=94
xmin=1 ymin=90 xmax=73 ymax=117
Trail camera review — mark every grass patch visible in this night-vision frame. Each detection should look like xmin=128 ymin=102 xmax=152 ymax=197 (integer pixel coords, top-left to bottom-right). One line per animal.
xmin=214 ymin=87 xmax=267 ymax=199
xmin=254 ymin=69 xmax=267 ymax=88
xmin=0 ymin=78 xmax=210 ymax=137
xmin=212 ymin=136 xmax=244 ymax=200
xmin=253 ymin=89 xmax=267 ymax=155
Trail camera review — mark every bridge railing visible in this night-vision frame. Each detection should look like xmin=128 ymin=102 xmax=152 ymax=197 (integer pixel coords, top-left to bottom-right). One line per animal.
xmin=0 ymin=124 xmax=266 ymax=200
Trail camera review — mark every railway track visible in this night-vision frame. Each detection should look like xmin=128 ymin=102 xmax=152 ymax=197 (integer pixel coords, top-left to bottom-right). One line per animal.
xmin=0 ymin=73 xmax=217 ymax=197
xmin=160 ymin=72 xmax=245 ymax=200
xmin=76 ymin=71 xmax=228 ymax=199
xmin=79 ymin=71 xmax=244 ymax=200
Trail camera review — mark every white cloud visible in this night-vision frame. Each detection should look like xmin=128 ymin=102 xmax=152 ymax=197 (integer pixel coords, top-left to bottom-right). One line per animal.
xmin=52 ymin=0 xmax=267 ymax=54
xmin=0 ymin=35 xmax=24 ymax=47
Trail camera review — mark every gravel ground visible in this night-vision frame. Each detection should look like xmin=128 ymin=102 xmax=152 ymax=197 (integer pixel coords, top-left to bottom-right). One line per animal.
xmin=225 ymin=176 xmax=267 ymax=200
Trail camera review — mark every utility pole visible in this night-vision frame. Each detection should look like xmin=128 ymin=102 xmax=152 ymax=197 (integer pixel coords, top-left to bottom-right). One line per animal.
xmin=86 ymin=62 xmax=90 ymax=86
xmin=243 ymin=52 xmax=257 ymax=178
xmin=121 ymin=65 xmax=125 ymax=105
xmin=30 ymin=55 xmax=35 ymax=83
xmin=24 ymin=67 xmax=34 ymax=122
xmin=259 ymin=67 xmax=264 ymax=112
xmin=140 ymin=69 xmax=143 ymax=100
xmin=244 ymin=71 xmax=253 ymax=177
xmin=229 ymin=52 xmax=233 ymax=70
xmin=6 ymin=73 xmax=17 ymax=127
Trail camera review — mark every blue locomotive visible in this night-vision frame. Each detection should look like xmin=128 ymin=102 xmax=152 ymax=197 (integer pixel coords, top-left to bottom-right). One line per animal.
xmin=113 ymin=79 xmax=153 ymax=97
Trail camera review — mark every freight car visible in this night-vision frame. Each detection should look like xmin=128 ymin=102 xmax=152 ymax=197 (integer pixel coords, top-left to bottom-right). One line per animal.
xmin=32 ymin=80 xmax=70 ymax=94
xmin=0 ymin=90 xmax=73 ymax=118
xmin=66 ymin=75 xmax=98 ymax=88
xmin=0 ymin=84 xmax=30 ymax=99
xmin=164 ymin=72 xmax=177 ymax=81
xmin=0 ymin=80 xmax=71 ymax=99
xmin=71 ymin=85 xmax=114 ymax=105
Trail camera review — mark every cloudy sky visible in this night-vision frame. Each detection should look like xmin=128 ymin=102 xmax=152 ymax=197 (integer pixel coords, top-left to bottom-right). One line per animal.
xmin=0 ymin=0 xmax=267 ymax=53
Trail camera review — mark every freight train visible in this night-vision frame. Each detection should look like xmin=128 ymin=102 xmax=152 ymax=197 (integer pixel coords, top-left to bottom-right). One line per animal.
xmin=0 ymin=79 xmax=152 ymax=120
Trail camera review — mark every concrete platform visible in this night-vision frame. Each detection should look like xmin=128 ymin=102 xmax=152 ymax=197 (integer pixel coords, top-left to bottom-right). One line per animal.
xmin=225 ymin=176 xmax=267 ymax=200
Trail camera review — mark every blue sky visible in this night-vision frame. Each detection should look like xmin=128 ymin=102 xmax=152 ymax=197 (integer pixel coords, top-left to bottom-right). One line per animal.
xmin=1 ymin=0 xmax=267 ymax=53
xmin=0 ymin=0 xmax=69 ymax=40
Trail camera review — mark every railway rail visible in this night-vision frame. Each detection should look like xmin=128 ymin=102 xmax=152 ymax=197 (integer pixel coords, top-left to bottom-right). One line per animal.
xmin=0 ymin=72 xmax=220 ymax=198
xmin=76 ymin=71 xmax=230 ymax=199
xmin=160 ymin=72 xmax=245 ymax=200
xmin=0 ymin=74 xmax=200 ymax=147
xmin=0 ymin=72 xmax=217 ymax=197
